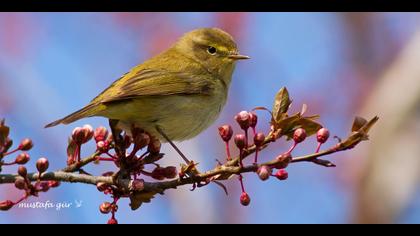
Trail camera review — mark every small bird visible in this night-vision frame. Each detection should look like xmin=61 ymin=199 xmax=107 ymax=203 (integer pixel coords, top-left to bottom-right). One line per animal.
xmin=46 ymin=28 xmax=249 ymax=144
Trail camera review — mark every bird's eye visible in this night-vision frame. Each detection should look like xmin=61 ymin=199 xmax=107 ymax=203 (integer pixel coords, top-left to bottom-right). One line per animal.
xmin=207 ymin=46 xmax=217 ymax=55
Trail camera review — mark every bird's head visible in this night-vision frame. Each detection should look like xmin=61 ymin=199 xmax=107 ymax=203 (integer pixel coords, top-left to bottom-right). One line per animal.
xmin=174 ymin=28 xmax=249 ymax=84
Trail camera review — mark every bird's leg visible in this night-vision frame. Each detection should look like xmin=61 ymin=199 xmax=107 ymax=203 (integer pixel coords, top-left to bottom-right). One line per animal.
xmin=109 ymin=119 xmax=126 ymax=159
xmin=155 ymin=125 xmax=190 ymax=164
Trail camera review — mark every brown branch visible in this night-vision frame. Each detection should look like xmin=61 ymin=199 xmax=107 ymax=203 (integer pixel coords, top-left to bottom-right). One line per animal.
xmin=0 ymin=133 xmax=346 ymax=195
xmin=61 ymin=150 xmax=102 ymax=172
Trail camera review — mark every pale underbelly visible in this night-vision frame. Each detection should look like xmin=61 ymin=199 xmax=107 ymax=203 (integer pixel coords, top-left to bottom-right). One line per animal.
xmin=99 ymin=95 xmax=226 ymax=141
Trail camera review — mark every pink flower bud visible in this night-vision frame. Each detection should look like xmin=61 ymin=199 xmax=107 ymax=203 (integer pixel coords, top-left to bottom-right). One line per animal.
xmin=0 ymin=200 xmax=14 ymax=211
xmin=253 ymin=132 xmax=265 ymax=147
xmin=36 ymin=157 xmax=49 ymax=173
xmin=4 ymin=138 xmax=13 ymax=153
xmin=14 ymin=178 xmax=26 ymax=190
xmin=163 ymin=166 xmax=178 ymax=179
xmin=133 ymin=133 xmax=150 ymax=149
xmin=293 ymin=128 xmax=307 ymax=143
xmin=130 ymin=179 xmax=145 ymax=191
xmin=94 ymin=126 xmax=108 ymax=143
xmin=37 ymin=181 xmax=50 ymax=192
xmin=240 ymin=192 xmax=251 ymax=206
xmin=316 ymin=128 xmax=330 ymax=144
xmin=107 ymin=218 xmax=118 ymax=224
xmin=18 ymin=166 xmax=27 ymax=177
xmin=218 ymin=125 xmax=233 ymax=142
xmin=257 ymin=165 xmax=272 ymax=181
xmin=71 ymin=127 xmax=84 ymax=144
xmin=99 ymin=202 xmax=112 ymax=214
xmin=123 ymin=135 xmax=132 ymax=149
xmin=96 ymin=140 xmax=109 ymax=153
xmin=15 ymin=152 xmax=30 ymax=165
xmin=111 ymin=204 xmax=118 ymax=212
xmin=148 ymin=139 xmax=161 ymax=154
xmin=249 ymin=112 xmax=258 ymax=129
xmin=96 ymin=182 xmax=109 ymax=192
xmin=275 ymin=169 xmax=289 ymax=180
xmin=273 ymin=153 xmax=292 ymax=169
xmin=72 ymin=125 xmax=94 ymax=144
xmin=18 ymin=138 xmax=33 ymax=151
xmin=48 ymin=181 xmax=60 ymax=188
xmin=234 ymin=134 xmax=246 ymax=149
xmin=235 ymin=111 xmax=251 ymax=130
xmin=82 ymin=124 xmax=94 ymax=142
xmin=151 ymin=167 xmax=165 ymax=180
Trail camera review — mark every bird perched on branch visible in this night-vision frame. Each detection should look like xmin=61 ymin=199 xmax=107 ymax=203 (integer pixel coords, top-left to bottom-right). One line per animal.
xmin=46 ymin=28 xmax=249 ymax=148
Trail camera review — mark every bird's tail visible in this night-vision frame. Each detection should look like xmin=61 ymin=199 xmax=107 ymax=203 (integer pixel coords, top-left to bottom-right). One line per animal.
xmin=45 ymin=103 xmax=101 ymax=128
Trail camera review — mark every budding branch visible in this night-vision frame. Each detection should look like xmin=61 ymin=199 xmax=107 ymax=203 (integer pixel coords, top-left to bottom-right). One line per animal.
xmin=0 ymin=131 xmax=350 ymax=195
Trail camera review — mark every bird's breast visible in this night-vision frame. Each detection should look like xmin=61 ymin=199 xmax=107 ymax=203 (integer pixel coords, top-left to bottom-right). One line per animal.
xmin=105 ymin=89 xmax=228 ymax=142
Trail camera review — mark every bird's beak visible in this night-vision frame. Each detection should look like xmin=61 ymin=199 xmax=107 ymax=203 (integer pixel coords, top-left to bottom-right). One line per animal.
xmin=228 ymin=54 xmax=250 ymax=60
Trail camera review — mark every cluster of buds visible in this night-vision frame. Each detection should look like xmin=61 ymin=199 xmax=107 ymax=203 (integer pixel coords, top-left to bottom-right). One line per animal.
xmin=219 ymin=110 xmax=268 ymax=206
xmin=0 ymin=120 xmax=58 ymax=211
xmin=67 ymin=125 xmax=95 ymax=165
xmin=94 ymin=126 xmax=112 ymax=153
xmin=1 ymin=158 xmax=58 ymax=211
xmin=99 ymin=199 xmax=119 ymax=224
xmin=73 ymin=124 xmax=175 ymax=224
xmin=218 ymin=110 xmax=332 ymax=207
xmin=0 ymin=120 xmax=33 ymax=169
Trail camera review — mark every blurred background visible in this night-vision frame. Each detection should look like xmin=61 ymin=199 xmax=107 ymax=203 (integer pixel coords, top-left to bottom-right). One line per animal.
xmin=0 ymin=12 xmax=420 ymax=224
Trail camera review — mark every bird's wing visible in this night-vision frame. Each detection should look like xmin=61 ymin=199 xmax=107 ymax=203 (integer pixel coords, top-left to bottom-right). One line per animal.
xmin=92 ymin=68 xmax=215 ymax=104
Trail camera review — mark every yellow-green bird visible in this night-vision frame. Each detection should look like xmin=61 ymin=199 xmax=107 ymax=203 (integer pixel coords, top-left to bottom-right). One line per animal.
xmin=45 ymin=28 xmax=249 ymax=143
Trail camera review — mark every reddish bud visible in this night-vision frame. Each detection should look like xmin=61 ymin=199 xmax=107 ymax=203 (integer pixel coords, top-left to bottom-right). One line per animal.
xmin=18 ymin=166 xmax=27 ymax=177
xmin=253 ymin=132 xmax=265 ymax=147
xmin=96 ymin=141 xmax=109 ymax=153
xmin=218 ymin=125 xmax=233 ymax=142
xmin=293 ymin=128 xmax=307 ymax=143
xmin=99 ymin=202 xmax=112 ymax=214
xmin=14 ymin=178 xmax=26 ymax=190
xmin=133 ymin=133 xmax=150 ymax=149
xmin=111 ymin=204 xmax=118 ymax=212
xmin=18 ymin=138 xmax=33 ymax=151
xmin=82 ymin=124 xmax=94 ymax=142
xmin=71 ymin=127 xmax=84 ymax=144
xmin=37 ymin=181 xmax=50 ymax=192
xmin=94 ymin=126 xmax=109 ymax=143
xmin=273 ymin=153 xmax=292 ymax=169
xmin=36 ymin=157 xmax=49 ymax=173
xmin=249 ymin=112 xmax=258 ymax=129
xmin=15 ymin=152 xmax=30 ymax=165
xmin=147 ymin=139 xmax=161 ymax=154
xmin=4 ymin=138 xmax=13 ymax=153
xmin=107 ymin=218 xmax=118 ymax=224
xmin=275 ymin=169 xmax=289 ymax=180
xmin=240 ymin=192 xmax=251 ymax=206
xmin=163 ymin=166 xmax=178 ymax=179
xmin=0 ymin=200 xmax=14 ymax=211
xmin=257 ymin=165 xmax=272 ymax=181
xmin=72 ymin=125 xmax=94 ymax=145
xmin=234 ymin=134 xmax=246 ymax=150
xmin=130 ymin=179 xmax=145 ymax=191
xmin=151 ymin=167 xmax=165 ymax=180
xmin=123 ymin=135 xmax=132 ymax=149
xmin=97 ymin=182 xmax=109 ymax=192
xmin=317 ymin=128 xmax=330 ymax=144
xmin=48 ymin=181 xmax=61 ymax=188
xmin=235 ymin=111 xmax=251 ymax=130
